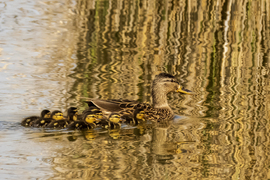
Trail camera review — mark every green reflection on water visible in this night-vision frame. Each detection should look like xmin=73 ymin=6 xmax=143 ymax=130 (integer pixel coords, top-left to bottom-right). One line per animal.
xmin=0 ymin=0 xmax=269 ymax=179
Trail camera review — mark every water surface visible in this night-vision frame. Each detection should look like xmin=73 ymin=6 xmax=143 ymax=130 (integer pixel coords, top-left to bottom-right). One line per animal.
xmin=0 ymin=0 xmax=269 ymax=179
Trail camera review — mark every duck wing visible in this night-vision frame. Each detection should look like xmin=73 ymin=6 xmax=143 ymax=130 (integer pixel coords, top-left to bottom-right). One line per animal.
xmin=85 ymin=99 xmax=151 ymax=117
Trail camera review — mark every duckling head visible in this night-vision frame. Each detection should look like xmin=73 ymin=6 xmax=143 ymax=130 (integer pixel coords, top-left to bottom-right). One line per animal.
xmin=134 ymin=108 xmax=145 ymax=121
xmin=84 ymin=113 xmax=97 ymax=124
xmin=95 ymin=111 xmax=103 ymax=119
xmin=109 ymin=113 xmax=121 ymax=124
xmin=51 ymin=110 xmax=64 ymax=121
xmin=41 ymin=109 xmax=51 ymax=118
xmin=67 ymin=107 xmax=78 ymax=121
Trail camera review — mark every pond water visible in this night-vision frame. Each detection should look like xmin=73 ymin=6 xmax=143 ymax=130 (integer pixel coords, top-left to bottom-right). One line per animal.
xmin=0 ymin=0 xmax=269 ymax=179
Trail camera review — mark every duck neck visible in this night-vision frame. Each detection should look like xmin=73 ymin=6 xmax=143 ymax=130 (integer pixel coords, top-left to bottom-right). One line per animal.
xmin=152 ymin=87 xmax=170 ymax=109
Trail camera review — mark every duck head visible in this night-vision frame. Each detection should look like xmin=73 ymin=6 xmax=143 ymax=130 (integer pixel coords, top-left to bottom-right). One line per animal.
xmin=41 ymin=109 xmax=51 ymax=118
xmin=152 ymin=73 xmax=192 ymax=108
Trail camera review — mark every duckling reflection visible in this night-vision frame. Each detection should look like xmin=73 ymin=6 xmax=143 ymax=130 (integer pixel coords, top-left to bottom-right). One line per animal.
xmin=46 ymin=107 xmax=78 ymax=129
xmin=83 ymin=129 xmax=97 ymax=141
xmin=67 ymin=134 xmax=78 ymax=142
xmin=21 ymin=109 xmax=51 ymax=127
xmin=31 ymin=110 xmax=63 ymax=128
xmin=108 ymin=129 xmax=121 ymax=139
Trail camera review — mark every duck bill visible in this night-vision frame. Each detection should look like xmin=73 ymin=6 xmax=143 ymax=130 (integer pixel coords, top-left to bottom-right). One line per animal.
xmin=175 ymin=86 xmax=193 ymax=94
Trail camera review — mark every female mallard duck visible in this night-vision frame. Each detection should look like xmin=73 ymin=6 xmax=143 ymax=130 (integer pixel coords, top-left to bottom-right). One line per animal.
xmin=67 ymin=111 xmax=99 ymax=130
xmin=85 ymin=73 xmax=192 ymax=122
xmin=31 ymin=110 xmax=64 ymax=128
xmin=46 ymin=107 xmax=78 ymax=129
xmin=21 ymin=110 xmax=51 ymax=127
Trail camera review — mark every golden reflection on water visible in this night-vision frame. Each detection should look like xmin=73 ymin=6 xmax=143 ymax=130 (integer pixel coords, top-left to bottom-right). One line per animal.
xmin=0 ymin=0 xmax=269 ymax=179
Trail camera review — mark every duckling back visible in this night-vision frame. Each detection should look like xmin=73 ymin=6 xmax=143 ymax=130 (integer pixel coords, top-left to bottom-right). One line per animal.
xmin=21 ymin=109 xmax=51 ymax=127
xmin=31 ymin=110 xmax=63 ymax=128
xmin=46 ymin=107 xmax=78 ymax=129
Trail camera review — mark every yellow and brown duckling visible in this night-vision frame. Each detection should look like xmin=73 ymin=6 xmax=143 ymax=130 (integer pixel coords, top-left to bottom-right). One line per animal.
xmin=46 ymin=107 xmax=78 ymax=129
xmin=85 ymin=73 xmax=193 ymax=122
xmin=31 ymin=110 xmax=64 ymax=128
xmin=78 ymin=106 xmax=103 ymax=120
xmin=99 ymin=113 xmax=122 ymax=129
xmin=67 ymin=111 xmax=99 ymax=130
xmin=21 ymin=109 xmax=51 ymax=127
xmin=123 ymin=108 xmax=146 ymax=126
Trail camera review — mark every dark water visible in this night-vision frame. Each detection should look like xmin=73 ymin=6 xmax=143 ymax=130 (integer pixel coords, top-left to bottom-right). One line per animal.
xmin=0 ymin=0 xmax=269 ymax=179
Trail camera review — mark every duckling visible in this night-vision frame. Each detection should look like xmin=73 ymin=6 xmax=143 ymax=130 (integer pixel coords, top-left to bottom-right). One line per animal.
xmin=46 ymin=107 xmax=78 ymax=129
xmin=77 ymin=106 xmax=102 ymax=120
xmin=21 ymin=110 xmax=51 ymax=127
xmin=99 ymin=113 xmax=121 ymax=129
xmin=123 ymin=108 xmax=146 ymax=125
xmin=66 ymin=107 xmax=78 ymax=121
xmin=31 ymin=110 xmax=64 ymax=128
xmin=67 ymin=111 xmax=99 ymax=130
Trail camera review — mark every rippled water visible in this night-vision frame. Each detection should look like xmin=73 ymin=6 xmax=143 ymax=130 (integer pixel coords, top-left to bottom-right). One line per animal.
xmin=0 ymin=0 xmax=269 ymax=179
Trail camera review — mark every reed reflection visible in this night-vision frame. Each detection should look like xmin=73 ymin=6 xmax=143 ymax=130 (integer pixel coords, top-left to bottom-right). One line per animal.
xmin=26 ymin=0 xmax=270 ymax=179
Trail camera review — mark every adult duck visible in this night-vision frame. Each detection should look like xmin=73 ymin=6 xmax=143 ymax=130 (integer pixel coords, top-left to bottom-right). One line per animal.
xmin=85 ymin=73 xmax=193 ymax=122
